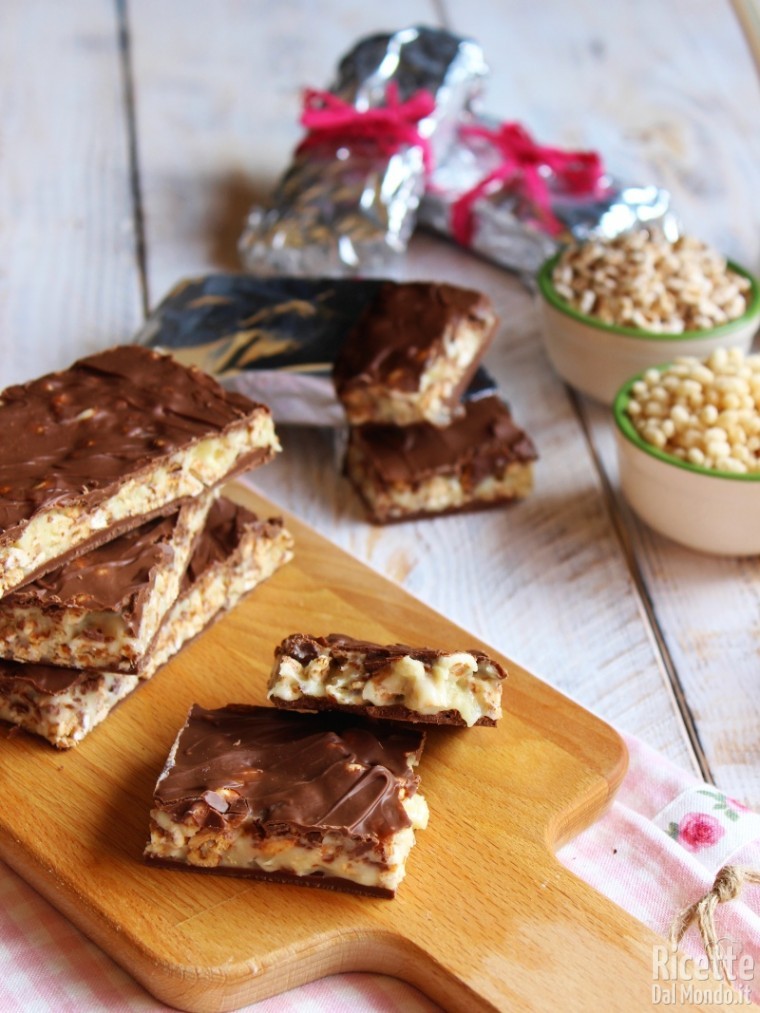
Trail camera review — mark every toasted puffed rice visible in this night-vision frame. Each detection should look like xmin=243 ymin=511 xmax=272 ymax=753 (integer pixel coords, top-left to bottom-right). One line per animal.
xmin=625 ymin=347 xmax=760 ymax=473
xmin=552 ymin=230 xmax=750 ymax=332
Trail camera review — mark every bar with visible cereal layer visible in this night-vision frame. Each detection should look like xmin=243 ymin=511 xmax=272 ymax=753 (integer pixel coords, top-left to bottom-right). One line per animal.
xmin=333 ymin=281 xmax=498 ymax=428
xmin=0 ymin=499 xmax=293 ymax=748
xmin=344 ymin=395 xmax=537 ymax=523
xmin=0 ymin=345 xmax=280 ymax=597
xmin=268 ymin=632 xmax=506 ymax=727
xmin=144 ymin=704 xmax=428 ymax=898
xmin=0 ymin=494 xmax=215 ymax=672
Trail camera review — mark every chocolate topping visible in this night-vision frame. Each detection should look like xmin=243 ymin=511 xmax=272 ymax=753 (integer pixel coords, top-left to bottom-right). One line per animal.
xmin=4 ymin=513 xmax=181 ymax=630
xmin=349 ymin=395 xmax=538 ymax=486
xmin=0 ymin=498 xmax=269 ymax=696
xmin=0 ymin=345 xmax=261 ymax=537
xmin=182 ymin=496 xmax=268 ymax=590
xmin=277 ymin=632 xmax=507 ymax=680
xmin=153 ymin=704 xmax=424 ymax=840
xmin=333 ymin=281 xmax=495 ymax=394
xmin=0 ymin=657 xmax=102 ymax=696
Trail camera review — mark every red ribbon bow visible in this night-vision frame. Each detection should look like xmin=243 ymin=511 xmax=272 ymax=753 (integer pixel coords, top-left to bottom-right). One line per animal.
xmin=451 ymin=122 xmax=606 ymax=244
xmin=296 ymin=85 xmax=437 ymax=172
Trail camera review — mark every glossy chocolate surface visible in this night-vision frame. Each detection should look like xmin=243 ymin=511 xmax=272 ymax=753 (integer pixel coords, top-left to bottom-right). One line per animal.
xmin=153 ymin=704 xmax=425 ymax=840
xmin=349 ymin=395 xmax=537 ymax=485
xmin=182 ymin=496 xmax=270 ymax=589
xmin=333 ymin=281 xmax=495 ymax=394
xmin=0 ymin=498 xmax=263 ymax=695
xmin=0 ymin=345 xmax=260 ymax=535
xmin=4 ymin=513 xmax=181 ymax=628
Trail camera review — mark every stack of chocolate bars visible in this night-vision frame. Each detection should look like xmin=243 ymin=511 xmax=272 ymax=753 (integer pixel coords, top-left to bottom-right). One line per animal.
xmin=332 ymin=280 xmax=538 ymax=522
xmin=0 ymin=345 xmax=292 ymax=748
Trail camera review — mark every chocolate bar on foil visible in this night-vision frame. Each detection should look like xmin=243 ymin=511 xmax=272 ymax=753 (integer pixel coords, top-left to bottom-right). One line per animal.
xmin=419 ymin=114 xmax=677 ymax=281
xmin=239 ymin=26 xmax=487 ymax=277
xmin=135 ymin=274 xmax=498 ymax=426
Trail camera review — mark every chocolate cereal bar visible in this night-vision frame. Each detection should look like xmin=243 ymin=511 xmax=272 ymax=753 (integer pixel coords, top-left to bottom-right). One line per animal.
xmin=268 ymin=633 xmax=506 ymax=727
xmin=0 ymin=345 xmax=279 ymax=596
xmin=0 ymin=494 xmax=215 ymax=672
xmin=144 ymin=705 xmax=428 ymax=898
xmin=333 ymin=281 xmax=498 ymax=427
xmin=0 ymin=499 xmax=293 ymax=748
xmin=344 ymin=395 xmax=537 ymax=523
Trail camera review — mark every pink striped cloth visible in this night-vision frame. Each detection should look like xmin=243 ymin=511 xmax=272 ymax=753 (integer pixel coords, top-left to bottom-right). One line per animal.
xmin=1 ymin=732 xmax=759 ymax=1011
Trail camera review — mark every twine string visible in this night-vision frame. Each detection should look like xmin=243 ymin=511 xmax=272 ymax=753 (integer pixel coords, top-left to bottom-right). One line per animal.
xmin=669 ymin=865 xmax=760 ymax=979
xmin=450 ymin=121 xmax=606 ymax=245
xmin=296 ymin=85 xmax=436 ymax=172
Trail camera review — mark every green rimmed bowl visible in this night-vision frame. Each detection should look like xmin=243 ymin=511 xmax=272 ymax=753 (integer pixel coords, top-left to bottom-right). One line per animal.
xmin=613 ymin=373 xmax=760 ymax=555
xmin=537 ymin=254 xmax=760 ymax=405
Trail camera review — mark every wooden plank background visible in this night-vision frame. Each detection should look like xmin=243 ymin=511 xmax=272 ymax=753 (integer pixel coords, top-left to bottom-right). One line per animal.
xmin=2 ymin=1 xmax=760 ymax=811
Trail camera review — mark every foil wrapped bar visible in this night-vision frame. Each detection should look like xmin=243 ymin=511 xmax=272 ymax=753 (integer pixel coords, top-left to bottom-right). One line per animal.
xmin=419 ymin=114 xmax=677 ymax=280
xmin=239 ymin=26 xmax=487 ymax=277
xmin=136 ymin=274 xmax=498 ymax=427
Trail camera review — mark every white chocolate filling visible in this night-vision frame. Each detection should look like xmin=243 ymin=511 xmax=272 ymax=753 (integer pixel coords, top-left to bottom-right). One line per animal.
xmin=0 ymin=493 xmax=215 ymax=671
xmin=145 ymin=792 xmax=428 ymax=892
xmin=0 ymin=413 xmax=279 ymax=596
xmin=0 ymin=514 xmax=293 ymax=748
xmin=269 ymin=647 xmax=503 ymax=727
xmin=0 ymin=672 xmax=141 ymax=750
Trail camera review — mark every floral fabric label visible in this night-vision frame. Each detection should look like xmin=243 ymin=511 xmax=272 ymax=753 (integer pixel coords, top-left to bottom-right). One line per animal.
xmin=653 ymin=787 xmax=760 ymax=872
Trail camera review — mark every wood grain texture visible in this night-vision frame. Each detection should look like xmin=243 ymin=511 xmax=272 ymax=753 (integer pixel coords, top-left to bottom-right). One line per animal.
xmin=126 ymin=0 xmax=701 ymax=774
xmin=248 ymin=238 xmax=701 ymax=771
xmin=583 ymin=400 xmax=760 ymax=804
xmin=127 ymin=0 xmax=440 ymax=303
xmin=0 ymin=1 xmax=143 ymax=388
xmin=0 ymin=484 xmax=727 ymax=1013
xmin=448 ymin=0 xmax=760 ymax=804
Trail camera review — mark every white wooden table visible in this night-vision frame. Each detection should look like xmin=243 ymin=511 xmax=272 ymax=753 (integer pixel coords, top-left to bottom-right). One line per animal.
xmin=3 ymin=2 xmax=759 ymax=806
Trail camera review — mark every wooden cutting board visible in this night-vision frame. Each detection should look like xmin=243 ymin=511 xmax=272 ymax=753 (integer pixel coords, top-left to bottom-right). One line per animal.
xmin=0 ymin=486 xmax=725 ymax=1012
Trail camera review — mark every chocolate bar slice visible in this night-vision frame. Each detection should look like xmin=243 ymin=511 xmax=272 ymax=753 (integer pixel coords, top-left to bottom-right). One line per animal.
xmin=344 ymin=395 xmax=538 ymax=523
xmin=333 ymin=281 xmax=498 ymax=427
xmin=268 ymin=633 xmax=506 ymax=727
xmin=0 ymin=345 xmax=279 ymax=596
xmin=0 ymin=499 xmax=293 ymax=748
xmin=0 ymin=494 xmax=214 ymax=672
xmin=137 ymin=273 xmax=501 ymax=427
xmin=149 ymin=498 xmax=293 ymax=669
xmin=144 ymin=705 xmax=428 ymax=898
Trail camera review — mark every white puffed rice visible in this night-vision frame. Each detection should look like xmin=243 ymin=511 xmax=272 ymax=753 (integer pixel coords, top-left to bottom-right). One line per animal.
xmin=552 ymin=229 xmax=750 ymax=332
xmin=625 ymin=347 xmax=760 ymax=473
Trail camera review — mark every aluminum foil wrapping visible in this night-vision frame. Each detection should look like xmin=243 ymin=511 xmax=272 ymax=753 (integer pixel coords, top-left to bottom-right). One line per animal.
xmin=239 ymin=26 xmax=488 ymax=277
xmin=135 ymin=274 xmax=498 ymax=427
xmin=419 ymin=115 xmax=678 ymax=280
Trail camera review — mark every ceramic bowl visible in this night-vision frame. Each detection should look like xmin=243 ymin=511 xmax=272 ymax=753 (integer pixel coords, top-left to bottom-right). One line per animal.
xmin=537 ymin=254 xmax=760 ymax=405
xmin=613 ymin=376 xmax=760 ymax=556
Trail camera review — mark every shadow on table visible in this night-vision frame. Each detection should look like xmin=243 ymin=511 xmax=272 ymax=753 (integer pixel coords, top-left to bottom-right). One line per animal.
xmin=204 ymin=169 xmax=272 ymax=271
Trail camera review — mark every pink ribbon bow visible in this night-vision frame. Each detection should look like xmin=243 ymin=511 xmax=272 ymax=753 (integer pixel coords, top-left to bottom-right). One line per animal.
xmin=296 ymin=85 xmax=436 ymax=172
xmin=451 ymin=122 xmax=606 ymax=244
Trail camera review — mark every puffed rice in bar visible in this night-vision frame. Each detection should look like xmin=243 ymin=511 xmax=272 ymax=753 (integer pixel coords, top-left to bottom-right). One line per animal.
xmin=0 ymin=498 xmax=294 ymax=748
xmin=0 ymin=345 xmax=280 ymax=596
